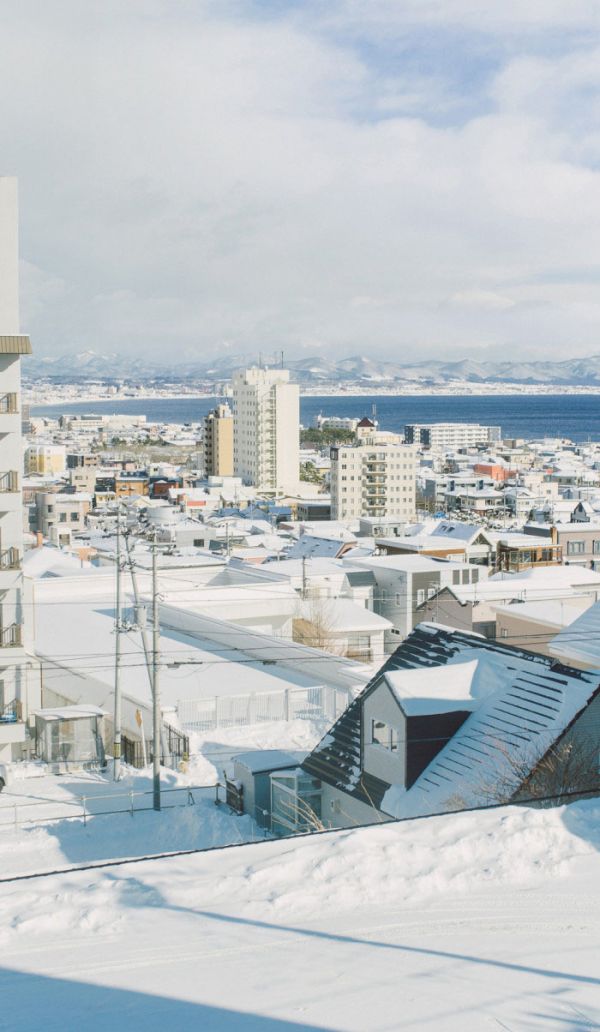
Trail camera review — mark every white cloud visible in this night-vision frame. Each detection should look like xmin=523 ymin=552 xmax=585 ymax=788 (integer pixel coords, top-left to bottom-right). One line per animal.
xmin=2 ymin=0 xmax=600 ymax=362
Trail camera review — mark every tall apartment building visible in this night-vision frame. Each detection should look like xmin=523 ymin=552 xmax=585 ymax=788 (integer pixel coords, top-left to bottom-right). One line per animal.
xmin=405 ymin=423 xmax=502 ymax=449
xmin=0 ymin=177 xmax=34 ymax=758
xmin=330 ymin=438 xmax=417 ymax=521
xmin=204 ymin=403 xmax=234 ymax=477
xmin=232 ymin=367 xmax=299 ymax=495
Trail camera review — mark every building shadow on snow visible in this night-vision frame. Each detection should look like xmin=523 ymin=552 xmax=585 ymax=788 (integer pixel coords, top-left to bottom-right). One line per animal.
xmin=110 ymin=874 xmax=600 ymax=990
xmin=0 ymin=967 xmax=331 ymax=1032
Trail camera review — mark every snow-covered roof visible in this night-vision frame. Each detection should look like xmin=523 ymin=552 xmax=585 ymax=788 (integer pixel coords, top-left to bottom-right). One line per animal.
xmin=233 ymin=750 xmax=305 ymax=774
xmin=304 ymin=623 xmax=600 ymax=818
xmin=494 ymin=598 xmax=592 ymax=629
xmin=428 ymin=522 xmax=492 ymax=544
xmin=34 ymin=705 xmax=107 ymax=721
xmin=384 ymin=661 xmax=480 ymax=715
xmin=550 ymin=601 xmax=600 ymax=667
xmin=298 ymin=598 xmax=392 ymax=633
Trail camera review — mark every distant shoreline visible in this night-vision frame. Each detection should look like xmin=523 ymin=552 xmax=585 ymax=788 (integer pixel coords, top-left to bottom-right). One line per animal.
xmin=25 ymin=383 xmax=600 ymax=409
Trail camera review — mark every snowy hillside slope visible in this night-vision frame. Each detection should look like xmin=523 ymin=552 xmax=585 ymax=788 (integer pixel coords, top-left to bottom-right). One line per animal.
xmin=0 ymin=800 xmax=598 ymax=1030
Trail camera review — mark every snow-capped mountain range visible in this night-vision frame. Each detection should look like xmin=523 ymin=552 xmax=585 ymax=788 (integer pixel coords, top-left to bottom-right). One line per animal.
xmin=24 ymin=349 xmax=600 ymax=386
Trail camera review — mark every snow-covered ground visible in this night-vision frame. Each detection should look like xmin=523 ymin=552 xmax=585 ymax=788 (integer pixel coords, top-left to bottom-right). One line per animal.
xmin=0 ymin=799 xmax=598 ymax=1030
xmin=186 ymin=717 xmax=328 ymax=783
xmin=0 ymin=718 xmax=326 ymax=844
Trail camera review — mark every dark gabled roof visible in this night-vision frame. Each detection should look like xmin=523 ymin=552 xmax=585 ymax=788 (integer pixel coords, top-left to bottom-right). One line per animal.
xmin=302 ymin=622 xmax=599 ymax=814
xmin=357 ymin=417 xmax=375 ymax=427
xmin=302 ymin=692 xmax=389 ymax=809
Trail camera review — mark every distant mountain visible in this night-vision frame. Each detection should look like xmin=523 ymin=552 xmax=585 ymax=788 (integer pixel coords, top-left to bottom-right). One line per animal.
xmin=22 ymin=349 xmax=600 ymax=387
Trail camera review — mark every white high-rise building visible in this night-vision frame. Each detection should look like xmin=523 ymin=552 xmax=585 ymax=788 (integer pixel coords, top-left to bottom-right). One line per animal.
xmin=0 ymin=177 xmax=34 ymax=760
xmin=232 ymin=367 xmax=299 ymax=495
xmin=405 ymin=423 xmax=501 ymax=449
xmin=330 ymin=436 xmax=417 ymax=521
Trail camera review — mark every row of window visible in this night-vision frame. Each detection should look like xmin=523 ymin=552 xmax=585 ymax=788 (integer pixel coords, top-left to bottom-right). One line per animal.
xmin=566 ymin=540 xmax=600 ymax=555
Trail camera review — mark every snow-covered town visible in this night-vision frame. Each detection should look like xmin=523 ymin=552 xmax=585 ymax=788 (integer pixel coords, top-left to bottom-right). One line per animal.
xmin=3 ymin=3 xmax=600 ymax=1027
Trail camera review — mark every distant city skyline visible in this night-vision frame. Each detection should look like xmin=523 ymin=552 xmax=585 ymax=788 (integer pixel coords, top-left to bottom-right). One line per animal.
xmin=3 ymin=1 xmax=600 ymax=362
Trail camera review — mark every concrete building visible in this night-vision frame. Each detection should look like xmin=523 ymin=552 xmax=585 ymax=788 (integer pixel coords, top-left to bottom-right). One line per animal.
xmin=330 ymin=438 xmax=417 ymax=521
xmin=351 ymin=554 xmax=485 ymax=648
xmin=204 ymin=403 xmax=234 ymax=477
xmin=232 ymin=367 xmax=299 ymax=495
xmin=35 ymin=491 xmax=93 ymax=544
xmin=405 ymin=423 xmax=501 ymax=449
xmin=25 ymin=443 xmax=66 ymax=475
xmin=0 ymin=177 xmax=35 ymax=758
xmin=114 ymin=470 xmax=149 ymax=498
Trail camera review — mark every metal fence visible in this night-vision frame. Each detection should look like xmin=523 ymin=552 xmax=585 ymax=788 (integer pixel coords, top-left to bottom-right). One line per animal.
xmin=0 ymin=784 xmax=213 ymax=831
xmin=122 ymin=723 xmax=189 ymax=770
xmin=177 ymin=684 xmax=350 ymax=732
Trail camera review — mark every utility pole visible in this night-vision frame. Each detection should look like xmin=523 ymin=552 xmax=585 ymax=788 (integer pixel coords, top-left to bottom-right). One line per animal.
xmin=302 ymin=556 xmax=307 ymax=599
xmin=151 ymin=538 xmax=161 ymax=811
xmin=113 ymin=507 xmax=123 ymax=780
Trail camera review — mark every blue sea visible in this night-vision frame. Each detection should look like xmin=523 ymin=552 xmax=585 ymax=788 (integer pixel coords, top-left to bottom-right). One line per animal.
xmin=31 ymin=393 xmax=600 ymax=443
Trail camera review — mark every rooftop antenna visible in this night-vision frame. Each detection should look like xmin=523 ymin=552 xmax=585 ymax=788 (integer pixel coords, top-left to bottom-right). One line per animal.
xmin=372 ymin=403 xmax=377 ymax=423
xmin=281 ymin=350 xmax=284 ymax=368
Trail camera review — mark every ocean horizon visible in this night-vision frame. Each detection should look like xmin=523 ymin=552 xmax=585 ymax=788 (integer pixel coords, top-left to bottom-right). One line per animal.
xmin=31 ymin=393 xmax=600 ymax=443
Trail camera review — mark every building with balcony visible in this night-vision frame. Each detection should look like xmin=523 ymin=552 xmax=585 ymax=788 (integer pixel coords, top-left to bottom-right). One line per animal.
xmin=232 ymin=367 xmax=299 ymax=495
xmin=204 ymin=403 xmax=234 ymax=477
xmin=0 ymin=177 xmax=35 ymax=759
xmin=405 ymin=422 xmax=502 ymax=449
xmin=330 ymin=439 xmax=417 ymax=522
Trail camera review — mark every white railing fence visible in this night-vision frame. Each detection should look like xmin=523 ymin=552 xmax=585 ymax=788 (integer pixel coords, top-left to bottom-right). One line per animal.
xmin=177 ymin=684 xmax=349 ymax=732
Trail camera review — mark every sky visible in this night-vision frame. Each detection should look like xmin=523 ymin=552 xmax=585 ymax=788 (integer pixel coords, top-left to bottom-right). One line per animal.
xmin=3 ymin=0 xmax=600 ymax=365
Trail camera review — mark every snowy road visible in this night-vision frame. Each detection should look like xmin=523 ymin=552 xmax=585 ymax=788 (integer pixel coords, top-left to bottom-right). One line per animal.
xmin=0 ymin=801 xmax=598 ymax=1030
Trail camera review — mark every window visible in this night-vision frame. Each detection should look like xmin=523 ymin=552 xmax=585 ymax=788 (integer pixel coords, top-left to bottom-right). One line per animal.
xmin=593 ymin=541 xmax=600 ymax=555
xmin=59 ymin=513 xmax=67 ymax=523
xmin=416 ymin=589 xmax=425 ymax=605
xmin=471 ymin=568 xmax=479 ymax=583
xmin=567 ymin=540 xmax=586 ymax=555
xmin=71 ymin=513 xmax=79 ymax=521
xmin=395 ymin=592 xmax=402 ymax=606
xmin=371 ymin=720 xmax=399 ymax=752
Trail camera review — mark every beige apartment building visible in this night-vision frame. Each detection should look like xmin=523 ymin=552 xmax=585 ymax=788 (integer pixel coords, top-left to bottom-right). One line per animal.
xmin=330 ymin=438 xmax=417 ymax=521
xmin=233 ymin=367 xmax=299 ymax=495
xmin=25 ymin=443 xmax=66 ymax=475
xmin=204 ymin=403 xmax=234 ymax=477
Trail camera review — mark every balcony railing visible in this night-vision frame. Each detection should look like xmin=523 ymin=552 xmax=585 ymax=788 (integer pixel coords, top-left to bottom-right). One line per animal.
xmin=0 ymin=547 xmax=20 ymax=570
xmin=0 ymin=393 xmax=18 ymax=415
xmin=0 ymin=472 xmax=18 ymax=493
xmin=0 ymin=623 xmax=23 ymax=647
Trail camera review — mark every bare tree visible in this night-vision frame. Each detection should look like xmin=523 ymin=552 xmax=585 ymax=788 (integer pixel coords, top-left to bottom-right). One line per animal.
xmin=293 ymin=594 xmax=340 ymax=655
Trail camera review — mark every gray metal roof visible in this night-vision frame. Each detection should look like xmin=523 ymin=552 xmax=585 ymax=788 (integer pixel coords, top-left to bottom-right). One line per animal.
xmin=303 ymin=623 xmax=599 ymax=816
xmin=0 ymin=335 xmax=32 ymax=354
